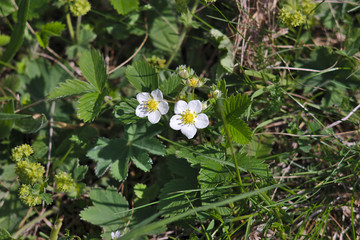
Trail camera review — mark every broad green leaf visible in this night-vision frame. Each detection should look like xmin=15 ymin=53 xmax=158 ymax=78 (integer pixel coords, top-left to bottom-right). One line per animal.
xmin=0 ymin=0 xmax=29 ymax=69
xmin=125 ymin=61 xmax=158 ymax=91
xmin=76 ymin=90 xmax=107 ymax=122
xmin=59 ymin=158 xmax=88 ymax=182
xmin=80 ymin=187 xmax=129 ymax=236
xmin=237 ymin=155 xmax=269 ymax=177
xmin=14 ymin=114 xmax=48 ymax=134
xmin=79 ymin=49 xmax=107 ymax=92
xmin=131 ymin=151 xmax=152 ymax=172
xmin=159 ymin=74 xmax=182 ymax=95
xmin=0 ymin=0 xmax=16 ymax=17
xmin=110 ymin=0 xmax=139 ymax=15
xmin=113 ymin=99 xmax=139 ymax=124
xmin=210 ymin=28 xmax=234 ymax=72
xmin=66 ymin=24 xmax=97 ymax=59
xmin=224 ymin=93 xmax=251 ymax=122
xmin=48 ymin=79 xmax=95 ymax=100
xmin=149 ymin=3 xmax=179 ymax=54
xmin=225 ymin=119 xmax=252 ymax=144
xmin=41 ymin=21 xmax=65 ymax=36
xmin=0 ymin=35 xmax=10 ymax=46
xmin=132 ymin=138 xmax=166 ymax=156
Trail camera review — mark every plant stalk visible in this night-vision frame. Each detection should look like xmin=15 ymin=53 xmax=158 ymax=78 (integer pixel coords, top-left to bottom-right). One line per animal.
xmin=66 ymin=13 xmax=75 ymax=41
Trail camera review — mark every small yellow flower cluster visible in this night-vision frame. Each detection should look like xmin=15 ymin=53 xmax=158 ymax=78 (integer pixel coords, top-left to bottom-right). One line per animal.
xmin=279 ymin=7 xmax=305 ymax=27
xmin=205 ymin=0 xmax=216 ymax=3
xmin=11 ymin=144 xmax=34 ymax=162
xmin=147 ymin=56 xmax=166 ymax=69
xmin=69 ymin=0 xmax=91 ymax=16
xmin=55 ymin=171 xmax=75 ymax=192
xmin=19 ymin=184 xmax=41 ymax=206
xmin=15 ymin=160 xmax=45 ymax=185
xmin=302 ymin=0 xmax=316 ymax=15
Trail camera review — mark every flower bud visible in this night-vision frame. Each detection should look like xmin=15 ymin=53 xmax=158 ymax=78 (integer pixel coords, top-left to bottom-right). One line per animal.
xmin=12 ymin=144 xmax=34 ymax=162
xmin=15 ymin=161 xmax=45 ymax=185
xmin=19 ymin=184 xmax=41 ymax=206
xmin=177 ymin=65 xmax=190 ymax=79
xmin=210 ymin=89 xmax=222 ymax=99
xmin=70 ymin=0 xmax=91 ymax=16
xmin=55 ymin=172 xmax=75 ymax=192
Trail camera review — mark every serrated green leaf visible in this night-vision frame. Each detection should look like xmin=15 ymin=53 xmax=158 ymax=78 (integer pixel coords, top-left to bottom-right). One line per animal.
xmin=80 ymin=187 xmax=129 ymax=233
xmin=159 ymin=74 xmax=182 ymax=95
xmin=224 ymin=93 xmax=251 ymax=121
xmin=113 ymin=99 xmax=139 ymax=124
xmin=41 ymin=21 xmax=65 ymax=36
xmin=237 ymin=155 xmax=269 ymax=177
xmin=35 ymin=32 xmax=48 ymax=48
xmin=0 ymin=0 xmax=29 ymax=70
xmin=59 ymin=158 xmax=88 ymax=181
xmin=0 ymin=35 xmax=10 ymax=46
xmin=110 ymin=0 xmax=139 ymax=15
xmin=225 ymin=119 xmax=252 ymax=144
xmin=125 ymin=61 xmax=158 ymax=92
xmin=48 ymin=79 xmax=95 ymax=100
xmin=132 ymin=138 xmax=166 ymax=156
xmin=79 ymin=49 xmax=108 ymax=92
xmin=40 ymin=193 xmax=53 ymax=205
xmin=210 ymin=28 xmax=234 ymax=72
xmin=76 ymin=90 xmax=107 ymax=122
xmin=131 ymin=151 xmax=152 ymax=172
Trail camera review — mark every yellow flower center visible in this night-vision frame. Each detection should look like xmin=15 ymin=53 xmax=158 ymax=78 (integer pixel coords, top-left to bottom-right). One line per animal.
xmin=146 ymin=99 xmax=158 ymax=112
xmin=188 ymin=77 xmax=199 ymax=87
xmin=181 ymin=110 xmax=196 ymax=125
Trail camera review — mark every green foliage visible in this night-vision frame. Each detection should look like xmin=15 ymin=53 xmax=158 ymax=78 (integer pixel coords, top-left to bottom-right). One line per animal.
xmin=87 ymin=124 xmax=165 ymax=181
xmin=159 ymin=73 xmax=183 ymax=95
xmin=0 ymin=35 xmax=10 ymax=46
xmin=80 ymin=187 xmax=129 ymax=237
xmin=110 ymin=0 xmax=139 ymax=15
xmin=76 ymin=90 xmax=107 ymax=122
xmin=113 ymin=98 xmax=139 ymax=124
xmin=224 ymin=93 xmax=251 ymax=122
xmin=36 ymin=21 xmax=65 ymax=48
xmin=210 ymin=29 xmax=234 ymax=72
xmin=0 ymin=100 xmax=15 ymax=138
xmin=79 ymin=49 xmax=108 ymax=92
xmin=0 ymin=0 xmax=29 ymax=70
xmin=125 ymin=60 xmax=158 ymax=92
xmin=48 ymin=79 xmax=96 ymax=100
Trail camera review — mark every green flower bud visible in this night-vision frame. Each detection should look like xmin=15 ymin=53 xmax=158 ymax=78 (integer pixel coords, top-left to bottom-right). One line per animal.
xmin=11 ymin=144 xmax=34 ymax=162
xmin=70 ymin=0 xmax=91 ymax=16
xmin=19 ymin=184 xmax=42 ymax=206
xmin=55 ymin=172 xmax=75 ymax=192
xmin=210 ymin=89 xmax=222 ymax=99
xmin=177 ymin=65 xmax=191 ymax=79
xmin=15 ymin=161 xmax=45 ymax=185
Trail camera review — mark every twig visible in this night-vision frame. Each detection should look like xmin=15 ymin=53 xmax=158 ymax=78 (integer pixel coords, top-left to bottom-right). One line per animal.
xmin=46 ymin=101 xmax=56 ymax=178
xmin=266 ymin=66 xmax=339 ymax=73
xmin=14 ymin=98 xmax=47 ymax=113
xmin=326 ymin=104 xmax=360 ymax=129
xmin=108 ymin=22 xmax=149 ymax=75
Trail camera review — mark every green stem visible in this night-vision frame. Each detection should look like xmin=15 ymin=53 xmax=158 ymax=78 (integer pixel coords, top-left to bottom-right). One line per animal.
xmin=13 ymin=208 xmax=58 ymax=239
xmin=218 ymin=100 xmax=243 ymax=188
xmin=66 ymin=13 xmax=75 ymax=41
xmin=49 ymin=216 xmax=63 ymax=240
xmin=165 ymin=0 xmax=199 ymax=68
xmin=76 ymin=15 xmax=82 ymax=42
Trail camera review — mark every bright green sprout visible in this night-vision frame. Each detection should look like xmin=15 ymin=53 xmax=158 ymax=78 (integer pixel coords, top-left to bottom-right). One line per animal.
xmin=279 ymin=7 xmax=305 ymax=27
xmin=19 ymin=184 xmax=41 ymax=206
xmin=55 ymin=171 xmax=75 ymax=192
xmin=69 ymin=0 xmax=91 ymax=16
xmin=15 ymin=160 xmax=45 ymax=185
xmin=11 ymin=144 xmax=34 ymax=162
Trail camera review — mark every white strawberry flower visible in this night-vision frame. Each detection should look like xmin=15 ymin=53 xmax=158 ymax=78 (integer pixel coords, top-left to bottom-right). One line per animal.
xmin=170 ymin=100 xmax=209 ymax=139
xmin=135 ymin=89 xmax=169 ymax=124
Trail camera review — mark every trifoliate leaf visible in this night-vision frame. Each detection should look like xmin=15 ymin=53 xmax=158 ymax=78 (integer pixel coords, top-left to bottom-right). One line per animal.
xmin=48 ymin=79 xmax=95 ymax=100
xmin=224 ymin=93 xmax=251 ymax=122
xmin=79 ymin=49 xmax=108 ymax=92
xmin=125 ymin=61 xmax=158 ymax=92
xmin=110 ymin=0 xmax=139 ymax=15
xmin=80 ymin=187 xmax=130 ymax=234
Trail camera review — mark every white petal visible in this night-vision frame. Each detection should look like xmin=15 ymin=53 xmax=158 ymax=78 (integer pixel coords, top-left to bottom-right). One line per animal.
xmin=181 ymin=125 xmax=197 ymax=139
xmin=174 ymin=100 xmax=188 ymax=114
xmin=151 ymin=89 xmax=163 ymax=101
xmin=136 ymin=104 xmax=149 ymax=118
xmin=195 ymin=113 xmax=209 ymax=129
xmin=136 ymin=92 xmax=151 ymax=103
xmin=188 ymin=100 xmax=202 ymax=113
xmin=158 ymin=101 xmax=169 ymax=114
xmin=169 ymin=115 xmax=183 ymax=130
xmin=148 ymin=111 xmax=161 ymax=124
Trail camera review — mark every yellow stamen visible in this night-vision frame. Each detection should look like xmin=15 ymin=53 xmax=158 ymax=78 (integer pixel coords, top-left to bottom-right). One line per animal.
xmin=146 ymin=99 xmax=158 ymax=112
xmin=188 ymin=77 xmax=199 ymax=87
xmin=181 ymin=110 xmax=196 ymax=125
